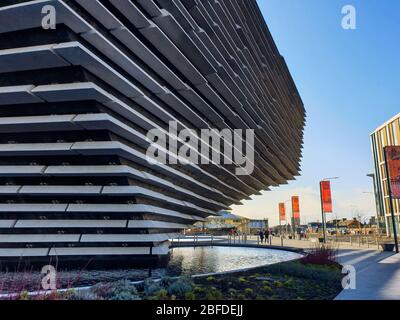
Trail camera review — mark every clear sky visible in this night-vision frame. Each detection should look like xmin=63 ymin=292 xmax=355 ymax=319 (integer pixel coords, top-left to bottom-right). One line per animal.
xmin=232 ymin=0 xmax=400 ymax=225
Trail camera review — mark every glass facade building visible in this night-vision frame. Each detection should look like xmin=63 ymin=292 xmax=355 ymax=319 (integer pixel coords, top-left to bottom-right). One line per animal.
xmin=371 ymin=113 xmax=400 ymax=236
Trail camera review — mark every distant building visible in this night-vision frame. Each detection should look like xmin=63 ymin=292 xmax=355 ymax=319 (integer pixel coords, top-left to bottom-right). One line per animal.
xmin=371 ymin=113 xmax=400 ymax=235
xmin=307 ymin=222 xmax=334 ymax=233
xmin=194 ymin=211 xmax=250 ymax=234
xmin=247 ymin=219 xmax=269 ymax=233
xmin=328 ymin=218 xmax=361 ymax=230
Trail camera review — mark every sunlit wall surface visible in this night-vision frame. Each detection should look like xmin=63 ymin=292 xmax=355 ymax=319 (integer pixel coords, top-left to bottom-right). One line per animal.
xmin=0 ymin=0 xmax=305 ymax=266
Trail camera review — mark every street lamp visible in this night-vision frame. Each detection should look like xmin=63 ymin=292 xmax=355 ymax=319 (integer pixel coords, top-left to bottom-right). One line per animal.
xmin=320 ymin=177 xmax=339 ymax=243
xmin=366 ymin=173 xmax=383 ymax=236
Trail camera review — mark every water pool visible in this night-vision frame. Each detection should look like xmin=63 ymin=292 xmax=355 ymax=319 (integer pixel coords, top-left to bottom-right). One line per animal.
xmin=0 ymin=246 xmax=301 ymax=292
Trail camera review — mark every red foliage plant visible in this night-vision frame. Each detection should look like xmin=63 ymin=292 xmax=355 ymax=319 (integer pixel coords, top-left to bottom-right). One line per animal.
xmin=300 ymin=244 xmax=339 ymax=267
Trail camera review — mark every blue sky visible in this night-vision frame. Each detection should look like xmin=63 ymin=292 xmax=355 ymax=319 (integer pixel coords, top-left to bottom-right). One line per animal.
xmin=232 ymin=0 xmax=400 ymax=225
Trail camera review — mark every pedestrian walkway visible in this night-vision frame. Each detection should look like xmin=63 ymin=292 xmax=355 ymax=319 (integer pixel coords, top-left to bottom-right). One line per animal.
xmin=336 ymin=251 xmax=400 ymax=300
xmin=236 ymin=236 xmax=382 ymax=251
xmin=262 ymin=238 xmax=400 ymax=300
xmin=178 ymin=235 xmax=400 ymax=299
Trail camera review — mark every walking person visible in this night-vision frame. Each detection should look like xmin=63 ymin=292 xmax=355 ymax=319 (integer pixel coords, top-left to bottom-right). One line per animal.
xmin=264 ymin=229 xmax=270 ymax=245
xmin=259 ymin=230 xmax=264 ymax=244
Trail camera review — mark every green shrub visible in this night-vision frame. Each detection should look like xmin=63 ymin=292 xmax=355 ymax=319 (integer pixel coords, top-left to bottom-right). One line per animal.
xmin=265 ymin=261 xmax=341 ymax=284
xmin=237 ymin=294 xmax=246 ymax=300
xmin=184 ymin=292 xmax=196 ymax=300
xmin=274 ymin=281 xmax=284 ymax=288
xmin=284 ymin=279 xmax=295 ymax=288
xmin=205 ymin=287 xmax=223 ymax=300
xmin=142 ymin=279 xmax=162 ymax=297
xmin=262 ymin=285 xmax=273 ymax=294
xmin=160 ymin=277 xmax=176 ymax=288
xmin=228 ymin=288 xmax=237 ymax=297
xmin=193 ymin=286 xmax=205 ymax=293
xmin=90 ymin=280 xmax=140 ymax=300
xmin=167 ymin=276 xmax=193 ymax=298
xmin=19 ymin=291 xmax=29 ymax=300
xmin=244 ymin=288 xmax=253 ymax=296
xmin=155 ymin=289 xmax=168 ymax=299
xmin=239 ymin=277 xmax=247 ymax=283
xmin=206 ymin=276 xmax=216 ymax=282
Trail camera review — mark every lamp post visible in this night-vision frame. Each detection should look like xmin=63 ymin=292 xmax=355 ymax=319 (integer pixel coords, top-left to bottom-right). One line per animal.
xmin=363 ymin=190 xmax=380 ymax=236
xmin=320 ymin=177 xmax=339 ymax=243
xmin=366 ymin=173 xmax=383 ymax=236
xmin=285 ymin=200 xmax=291 ymax=237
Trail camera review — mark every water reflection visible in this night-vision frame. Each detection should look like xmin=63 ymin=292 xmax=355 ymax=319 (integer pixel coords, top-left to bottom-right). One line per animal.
xmin=166 ymin=246 xmax=301 ymax=275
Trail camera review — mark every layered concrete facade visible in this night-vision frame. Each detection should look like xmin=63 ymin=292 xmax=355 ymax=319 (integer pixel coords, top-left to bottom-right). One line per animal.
xmin=0 ymin=0 xmax=305 ymax=267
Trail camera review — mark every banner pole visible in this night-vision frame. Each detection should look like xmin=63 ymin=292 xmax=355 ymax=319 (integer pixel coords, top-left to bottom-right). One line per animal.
xmin=279 ymin=216 xmax=281 ymax=236
xmin=291 ymin=199 xmax=294 ymax=238
xmin=383 ymin=147 xmax=399 ymax=253
xmin=319 ymin=181 xmax=326 ymax=243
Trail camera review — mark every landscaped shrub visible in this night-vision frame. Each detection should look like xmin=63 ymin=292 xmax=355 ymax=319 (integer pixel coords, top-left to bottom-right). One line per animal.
xmin=152 ymin=289 xmax=168 ymax=300
xmin=90 ymin=280 xmax=140 ymax=300
xmin=265 ymin=261 xmax=341 ymax=284
xmin=244 ymin=288 xmax=253 ymax=296
xmin=283 ymin=278 xmax=295 ymax=288
xmin=19 ymin=291 xmax=29 ymax=300
xmin=166 ymin=276 xmax=193 ymax=298
xmin=193 ymin=286 xmax=205 ymax=294
xmin=238 ymin=277 xmax=247 ymax=283
xmin=228 ymin=288 xmax=237 ymax=297
xmin=262 ymin=285 xmax=273 ymax=294
xmin=159 ymin=276 xmax=175 ymax=288
xmin=142 ymin=279 xmax=162 ymax=297
xmin=301 ymin=244 xmax=339 ymax=266
xmin=205 ymin=287 xmax=223 ymax=300
xmin=184 ymin=292 xmax=196 ymax=300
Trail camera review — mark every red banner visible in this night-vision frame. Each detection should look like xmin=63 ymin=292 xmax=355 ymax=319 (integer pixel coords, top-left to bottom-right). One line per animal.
xmin=386 ymin=146 xmax=400 ymax=199
xmin=279 ymin=203 xmax=286 ymax=221
xmin=292 ymin=196 xmax=300 ymax=219
xmin=320 ymin=181 xmax=333 ymax=213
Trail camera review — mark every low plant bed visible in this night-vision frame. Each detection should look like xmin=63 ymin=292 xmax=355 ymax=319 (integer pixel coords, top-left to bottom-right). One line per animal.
xmin=63 ymin=258 xmax=342 ymax=300
xmin=3 ymin=245 xmax=342 ymax=300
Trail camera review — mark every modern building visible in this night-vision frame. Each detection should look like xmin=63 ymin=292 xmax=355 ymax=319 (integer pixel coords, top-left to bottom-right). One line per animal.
xmin=194 ymin=211 xmax=250 ymax=234
xmin=0 ymin=0 xmax=305 ymax=267
xmin=247 ymin=219 xmax=269 ymax=234
xmin=327 ymin=218 xmax=361 ymax=233
xmin=371 ymin=113 xmax=400 ymax=236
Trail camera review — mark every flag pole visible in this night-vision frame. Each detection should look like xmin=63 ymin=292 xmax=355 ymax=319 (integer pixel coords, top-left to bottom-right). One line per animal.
xmin=319 ymin=181 xmax=326 ymax=243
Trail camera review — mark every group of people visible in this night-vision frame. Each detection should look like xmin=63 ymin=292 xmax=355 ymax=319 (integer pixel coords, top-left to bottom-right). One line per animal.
xmin=258 ymin=229 xmax=271 ymax=244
